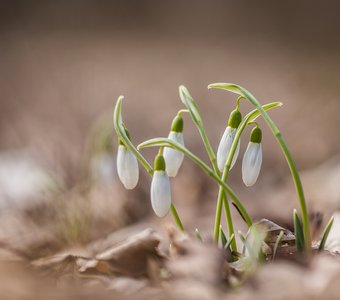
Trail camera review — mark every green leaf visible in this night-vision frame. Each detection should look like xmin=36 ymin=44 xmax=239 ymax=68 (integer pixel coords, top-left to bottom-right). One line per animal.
xmin=246 ymin=102 xmax=283 ymax=122
xmin=114 ymin=97 xmax=185 ymax=232
xmin=318 ymin=216 xmax=334 ymax=251
xmin=113 ymin=96 xmax=153 ymax=175
xmin=113 ymin=96 xmax=128 ymax=144
xmin=208 ymin=83 xmax=244 ymax=96
xmin=138 ymin=137 xmax=253 ymax=227
xmin=209 ymin=82 xmax=312 ymax=253
xmin=294 ymin=209 xmax=305 ymax=253
xmin=220 ymin=225 xmax=228 ymax=248
xmin=225 ymin=233 xmax=235 ymax=251
xmin=179 ymin=85 xmax=202 ymax=125
xmin=273 ymin=230 xmax=284 ymax=260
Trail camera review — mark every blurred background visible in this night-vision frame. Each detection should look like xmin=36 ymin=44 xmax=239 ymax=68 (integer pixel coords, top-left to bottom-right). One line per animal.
xmin=0 ymin=0 xmax=340 ymax=257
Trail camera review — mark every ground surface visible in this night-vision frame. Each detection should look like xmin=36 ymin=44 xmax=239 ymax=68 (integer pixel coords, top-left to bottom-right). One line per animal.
xmin=1 ymin=1 xmax=340 ymax=299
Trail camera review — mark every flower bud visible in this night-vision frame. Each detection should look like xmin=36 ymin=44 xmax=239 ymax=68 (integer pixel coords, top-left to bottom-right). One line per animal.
xmin=151 ymin=153 xmax=171 ymax=217
xmin=217 ymin=109 xmax=242 ymax=172
xmin=163 ymin=115 xmax=185 ymax=177
xmin=242 ymin=127 xmax=262 ymax=187
xmin=228 ymin=109 xmax=242 ymax=129
xmin=117 ymin=145 xmax=139 ymax=189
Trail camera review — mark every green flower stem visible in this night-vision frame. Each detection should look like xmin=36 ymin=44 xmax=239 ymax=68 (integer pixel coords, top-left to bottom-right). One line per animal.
xmin=235 ymin=96 xmax=244 ymax=110
xmin=113 ymin=96 xmax=184 ymax=231
xmin=214 ymin=102 xmax=282 ymax=244
xmin=179 ymin=86 xmax=220 ymax=175
xmin=177 ymin=109 xmax=190 ymax=116
xmin=215 ymin=171 xmax=232 ymax=242
xmin=209 ymin=83 xmax=311 ymax=253
xmin=179 ymin=86 xmax=236 ymax=246
xmin=138 ymin=137 xmax=253 ymax=227
xmin=221 ymin=186 xmax=236 ymax=250
xmin=170 ymin=203 xmax=184 ymax=231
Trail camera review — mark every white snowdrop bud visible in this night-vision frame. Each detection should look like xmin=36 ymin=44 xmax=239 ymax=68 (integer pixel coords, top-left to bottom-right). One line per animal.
xmin=217 ymin=109 xmax=242 ymax=172
xmin=242 ymin=127 xmax=262 ymax=187
xmin=117 ymin=144 xmax=139 ymax=190
xmin=163 ymin=115 xmax=184 ymax=177
xmin=151 ymin=154 xmax=171 ymax=217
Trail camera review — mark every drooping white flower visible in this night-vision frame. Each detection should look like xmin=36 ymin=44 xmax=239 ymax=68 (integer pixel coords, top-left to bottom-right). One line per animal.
xmin=151 ymin=153 xmax=171 ymax=217
xmin=163 ymin=131 xmax=184 ymax=177
xmin=117 ymin=145 xmax=139 ymax=190
xmin=217 ymin=126 xmax=240 ymax=172
xmin=163 ymin=115 xmax=185 ymax=177
xmin=216 ymin=109 xmax=242 ymax=172
xmin=242 ymin=127 xmax=262 ymax=187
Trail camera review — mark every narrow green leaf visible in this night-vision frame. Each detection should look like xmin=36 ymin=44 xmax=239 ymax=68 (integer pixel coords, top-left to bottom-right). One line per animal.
xmin=225 ymin=233 xmax=235 ymax=251
xmin=246 ymin=102 xmax=283 ymax=122
xmin=209 ymin=82 xmax=312 ymax=253
xmin=220 ymin=225 xmax=228 ymax=248
xmin=113 ymin=96 xmax=153 ymax=174
xmin=179 ymin=85 xmax=202 ymax=125
xmin=273 ymin=230 xmax=284 ymax=260
xmin=318 ymin=216 xmax=334 ymax=251
xmin=208 ymin=83 xmax=243 ymax=96
xmin=113 ymin=97 xmax=185 ymax=232
xmin=294 ymin=209 xmax=305 ymax=253
xmin=138 ymin=137 xmax=253 ymax=226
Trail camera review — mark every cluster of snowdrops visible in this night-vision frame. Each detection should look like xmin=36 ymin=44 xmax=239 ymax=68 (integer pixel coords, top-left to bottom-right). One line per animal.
xmin=113 ymin=83 xmax=333 ymax=257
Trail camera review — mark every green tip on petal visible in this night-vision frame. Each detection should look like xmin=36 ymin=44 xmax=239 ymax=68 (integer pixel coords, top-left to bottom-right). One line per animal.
xmin=154 ymin=154 xmax=166 ymax=171
xmin=171 ymin=115 xmax=184 ymax=133
xmin=228 ymin=109 xmax=242 ymax=128
xmin=250 ymin=127 xmax=262 ymax=143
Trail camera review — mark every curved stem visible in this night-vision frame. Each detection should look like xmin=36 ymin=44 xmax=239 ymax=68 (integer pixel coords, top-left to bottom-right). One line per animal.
xmin=214 ymin=102 xmax=283 ymax=244
xmin=179 ymin=86 xmax=220 ymax=174
xmin=113 ymin=96 xmax=185 ymax=231
xmin=177 ymin=109 xmax=190 ymax=116
xmin=209 ymin=83 xmax=311 ymax=253
xmin=179 ymin=86 xmax=236 ymax=246
xmin=170 ymin=203 xmax=184 ymax=231
xmin=236 ymin=96 xmax=244 ymax=111
xmin=139 ymin=138 xmax=253 ymax=227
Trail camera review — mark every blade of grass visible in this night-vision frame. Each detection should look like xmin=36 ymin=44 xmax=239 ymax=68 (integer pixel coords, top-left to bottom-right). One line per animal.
xmin=318 ymin=216 xmax=334 ymax=251
xmin=220 ymin=225 xmax=228 ymax=248
xmin=294 ymin=209 xmax=305 ymax=253
xmin=272 ymin=230 xmax=284 ymax=260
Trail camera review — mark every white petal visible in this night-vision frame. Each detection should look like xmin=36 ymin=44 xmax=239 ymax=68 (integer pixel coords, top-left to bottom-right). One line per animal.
xmin=242 ymin=143 xmax=262 ymax=187
xmin=117 ymin=145 xmax=139 ymax=190
xmin=151 ymin=171 xmax=171 ymax=217
xmin=163 ymin=131 xmax=185 ymax=177
xmin=217 ymin=127 xmax=240 ymax=172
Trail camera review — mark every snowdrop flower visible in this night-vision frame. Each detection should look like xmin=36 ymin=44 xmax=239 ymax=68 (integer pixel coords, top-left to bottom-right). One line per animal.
xmin=163 ymin=115 xmax=184 ymax=177
xmin=116 ymin=129 xmax=139 ymax=190
xmin=151 ymin=152 xmax=171 ymax=217
xmin=242 ymin=127 xmax=262 ymax=187
xmin=217 ymin=109 xmax=242 ymax=172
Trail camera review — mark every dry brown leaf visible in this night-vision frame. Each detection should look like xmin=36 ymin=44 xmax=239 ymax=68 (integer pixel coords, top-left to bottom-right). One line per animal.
xmin=253 ymin=219 xmax=296 ymax=260
xmin=96 ymin=228 xmax=163 ymax=278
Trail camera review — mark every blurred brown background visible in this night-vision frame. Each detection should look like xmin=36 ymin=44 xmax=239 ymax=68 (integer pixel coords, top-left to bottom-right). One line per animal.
xmin=0 ymin=0 xmax=340 ymax=242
